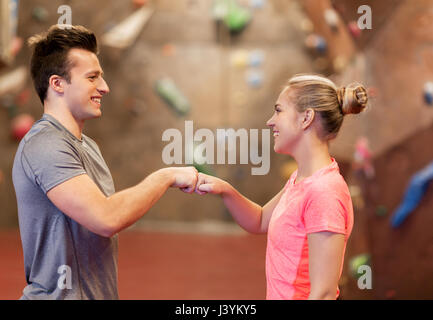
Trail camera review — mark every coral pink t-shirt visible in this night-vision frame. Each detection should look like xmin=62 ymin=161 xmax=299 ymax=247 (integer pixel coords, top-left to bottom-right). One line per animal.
xmin=266 ymin=159 xmax=353 ymax=300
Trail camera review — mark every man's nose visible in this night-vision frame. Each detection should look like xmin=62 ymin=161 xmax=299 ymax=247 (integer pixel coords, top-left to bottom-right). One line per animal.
xmin=98 ymin=77 xmax=110 ymax=95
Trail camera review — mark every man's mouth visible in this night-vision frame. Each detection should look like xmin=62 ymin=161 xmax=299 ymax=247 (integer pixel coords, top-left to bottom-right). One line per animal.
xmin=273 ymin=130 xmax=279 ymax=137
xmin=91 ymin=97 xmax=101 ymax=105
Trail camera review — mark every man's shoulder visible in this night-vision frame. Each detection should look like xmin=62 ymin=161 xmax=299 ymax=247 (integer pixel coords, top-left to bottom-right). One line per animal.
xmin=20 ymin=119 xmax=77 ymax=159
xmin=24 ymin=117 xmax=62 ymax=142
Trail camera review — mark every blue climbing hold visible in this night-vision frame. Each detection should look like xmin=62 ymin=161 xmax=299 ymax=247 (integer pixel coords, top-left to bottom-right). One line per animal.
xmin=391 ymin=161 xmax=433 ymax=227
xmin=424 ymin=82 xmax=433 ymax=105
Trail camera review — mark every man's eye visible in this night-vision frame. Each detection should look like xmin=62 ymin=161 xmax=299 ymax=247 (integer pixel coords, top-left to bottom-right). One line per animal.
xmin=89 ymin=76 xmax=97 ymax=80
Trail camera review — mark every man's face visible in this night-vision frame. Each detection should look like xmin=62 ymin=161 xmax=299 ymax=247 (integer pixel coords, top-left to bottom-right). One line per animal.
xmin=63 ymin=48 xmax=109 ymax=121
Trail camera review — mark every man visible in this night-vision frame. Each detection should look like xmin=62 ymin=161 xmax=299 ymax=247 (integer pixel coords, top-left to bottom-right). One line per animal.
xmin=12 ymin=25 xmax=198 ymax=300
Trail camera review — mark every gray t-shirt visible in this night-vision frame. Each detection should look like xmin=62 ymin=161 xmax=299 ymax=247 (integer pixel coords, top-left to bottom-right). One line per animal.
xmin=12 ymin=113 xmax=118 ymax=300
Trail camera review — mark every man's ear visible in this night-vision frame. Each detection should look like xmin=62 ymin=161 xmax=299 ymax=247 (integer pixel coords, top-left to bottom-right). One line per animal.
xmin=48 ymin=75 xmax=66 ymax=95
xmin=301 ymin=108 xmax=315 ymax=130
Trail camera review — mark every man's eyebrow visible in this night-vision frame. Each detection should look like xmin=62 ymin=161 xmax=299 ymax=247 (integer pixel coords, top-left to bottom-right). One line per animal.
xmin=86 ymin=70 xmax=104 ymax=76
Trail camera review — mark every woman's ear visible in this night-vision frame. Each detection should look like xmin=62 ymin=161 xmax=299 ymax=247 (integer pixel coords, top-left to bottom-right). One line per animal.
xmin=301 ymin=108 xmax=315 ymax=130
xmin=49 ymin=75 xmax=65 ymax=95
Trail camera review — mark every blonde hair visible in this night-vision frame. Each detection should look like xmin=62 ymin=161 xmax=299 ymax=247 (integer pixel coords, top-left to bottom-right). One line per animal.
xmin=285 ymin=74 xmax=368 ymax=140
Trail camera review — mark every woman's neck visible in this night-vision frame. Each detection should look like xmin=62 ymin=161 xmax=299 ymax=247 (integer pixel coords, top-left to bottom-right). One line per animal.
xmin=293 ymin=137 xmax=332 ymax=184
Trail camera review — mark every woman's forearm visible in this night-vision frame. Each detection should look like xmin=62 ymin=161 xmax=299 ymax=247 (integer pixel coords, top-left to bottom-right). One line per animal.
xmin=220 ymin=182 xmax=264 ymax=234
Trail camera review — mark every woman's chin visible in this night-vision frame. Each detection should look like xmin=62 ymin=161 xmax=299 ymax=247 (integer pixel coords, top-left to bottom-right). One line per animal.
xmin=274 ymin=144 xmax=291 ymax=155
xmin=273 ymin=145 xmax=284 ymax=154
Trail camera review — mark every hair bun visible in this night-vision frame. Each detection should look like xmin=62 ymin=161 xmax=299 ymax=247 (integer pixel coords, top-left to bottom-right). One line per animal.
xmin=340 ymin=83 xmax=368 ymax=115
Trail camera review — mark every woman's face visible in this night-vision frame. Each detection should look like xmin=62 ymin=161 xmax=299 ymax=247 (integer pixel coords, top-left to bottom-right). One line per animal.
xmin=266 ymin=88 xmax=304 ymax=155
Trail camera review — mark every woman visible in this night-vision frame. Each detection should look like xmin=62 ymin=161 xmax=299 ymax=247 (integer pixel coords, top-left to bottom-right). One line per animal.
xmin=195 ymin=74 xmax=368 ymax=300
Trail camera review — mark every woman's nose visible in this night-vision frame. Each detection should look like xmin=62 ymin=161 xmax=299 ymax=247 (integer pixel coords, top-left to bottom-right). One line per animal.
xmin=266 ymin=115 xmax=274 ymax=127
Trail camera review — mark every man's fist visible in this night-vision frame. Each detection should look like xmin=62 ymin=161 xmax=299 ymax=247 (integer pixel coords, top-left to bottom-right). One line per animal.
xmin=169 ymin=166 xmax=198 ymax=193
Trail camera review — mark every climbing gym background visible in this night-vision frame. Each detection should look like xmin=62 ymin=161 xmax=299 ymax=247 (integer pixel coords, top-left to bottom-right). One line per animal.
xmin=0 ymin=0 xmax=432 ymax=299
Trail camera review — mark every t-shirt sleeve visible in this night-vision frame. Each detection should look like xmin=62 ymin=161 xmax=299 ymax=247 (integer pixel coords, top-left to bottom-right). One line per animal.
xmin=303 ymin=186 xmax=348 ymax=235
xmin=21 ymin=132 xmax=87 ymax=194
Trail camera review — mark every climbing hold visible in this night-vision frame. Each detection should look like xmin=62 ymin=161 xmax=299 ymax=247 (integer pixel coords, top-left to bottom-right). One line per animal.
xmin=249 ymin=0 xmax=265 ymax=9
xmin=230 ymin=50 xmax=249 ymax=68
xmin=391 ymin=161 xmax=433 ymax=228
xmin=324 ymin=8 xmax=339 ymax=31
xmin=424 ymin=81 xmax=433 ymax=105
xmin=101 ymin=6 xmax=154 ymax=50
xmin=0 ymin=66 xmax=27 ymax=97
xmin=11 ymin=113 xmax=35 ymax=141
xmin=155 ymin=78 xmax=191 ymax=116
xmin=162 ymin=43 xmax=176 ymax=57
xmin=224 ymin=2 xmax=251 ymax=33
xmin=375 ymin=205 xmax=387 ymax=217
xmin=349 ymin=254 xmax=370 ymax=279
xmin=249 ymin=49 xmax=265 ymax=67
xmin=132 ymin=0 xmax=149 ymax=8
xmin=32 ymin=7 xmax=49 ymax=22
xmin=348 ymin=21 xmax=361 ymax=38
xmin=353 ymin=137 xmax=375 ymax=179
xmin=213 ymin=0 xmax=251 ymax=33
xmin=304 ymin=34 xmax=327 ymax=54
xmin=246 ymin=70 xmax=263 ymax=88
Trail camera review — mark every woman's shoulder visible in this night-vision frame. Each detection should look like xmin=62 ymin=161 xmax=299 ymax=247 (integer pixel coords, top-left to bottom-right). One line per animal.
xmin=307 ymin=170 xmax=350 ymax=198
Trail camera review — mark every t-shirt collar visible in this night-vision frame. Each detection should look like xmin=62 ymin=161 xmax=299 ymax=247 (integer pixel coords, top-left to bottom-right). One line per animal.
xmin=290 ymin=158 xmax=338 ymax=186
xmin=42 ymin=113 xmax=83 ymax=143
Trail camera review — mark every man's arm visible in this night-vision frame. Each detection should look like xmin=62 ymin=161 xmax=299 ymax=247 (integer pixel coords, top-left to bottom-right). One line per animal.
xmin=307 ymin=231 xmax=345 ymax=300
xmin=47 ymin=167 xmax=197 ymax=238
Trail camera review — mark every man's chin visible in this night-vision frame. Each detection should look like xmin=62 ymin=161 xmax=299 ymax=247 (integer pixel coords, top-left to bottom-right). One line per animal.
xmin=91 ymin=109 xmax=102 ymax=118
xmin=83 ymin=111 xmax=102 ymax=121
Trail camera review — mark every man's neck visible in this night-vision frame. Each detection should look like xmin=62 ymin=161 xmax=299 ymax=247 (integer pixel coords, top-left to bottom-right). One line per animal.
xmin=44 ymin=103 xmax=84 ymax=140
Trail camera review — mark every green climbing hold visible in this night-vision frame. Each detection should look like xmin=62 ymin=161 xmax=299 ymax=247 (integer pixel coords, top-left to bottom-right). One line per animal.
xmin=213 ymin=0 xmax=251 ymax=33
xmin=32 ymin=7 xmax=49 ymax=22
xmin=155 ymin=78 xmax=190 ymax=116
xmin=376 ymin=205 xmax=388 ymax=217
xmin=349 ymin=254 xmax=370 ymax=278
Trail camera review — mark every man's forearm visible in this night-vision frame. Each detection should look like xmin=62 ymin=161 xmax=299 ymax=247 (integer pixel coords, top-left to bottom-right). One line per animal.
xmin=104 ymin=168 xmax=174 ymax=236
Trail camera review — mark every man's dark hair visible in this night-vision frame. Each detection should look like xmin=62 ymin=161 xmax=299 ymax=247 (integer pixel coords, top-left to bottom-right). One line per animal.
xmin=28 ymin=25 xmax=98 ymax=104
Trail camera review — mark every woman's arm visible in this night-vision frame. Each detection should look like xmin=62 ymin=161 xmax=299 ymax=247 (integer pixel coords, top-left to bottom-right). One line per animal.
xmin=307 ymin=231 xmax=346 ymax=300
xmin=195 ymin=173 xmax=284 ymax=234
